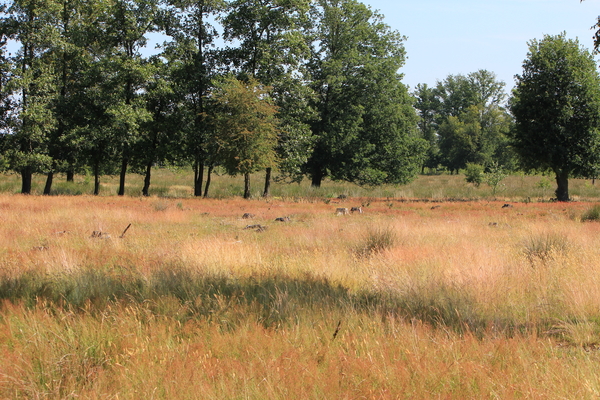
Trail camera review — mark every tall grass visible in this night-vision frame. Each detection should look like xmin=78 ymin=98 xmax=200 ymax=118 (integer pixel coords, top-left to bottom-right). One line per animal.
xmin=2 ymin=195 xmax=600 ymax=397
xmin=353 ymin=226 xmax=397 ymax=258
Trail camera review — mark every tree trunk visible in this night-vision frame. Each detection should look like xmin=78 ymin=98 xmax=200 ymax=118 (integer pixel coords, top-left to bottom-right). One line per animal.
xmin=263 ymin=167 xmax=272 ymax=197
xmin=194 ymin=160 xmax=204 ymax=197
xmin=203 ymin=165 xmax=213 ymax=198
xmin=93 ymin=162 xmax=100 ymax=195
xmin=555 ymin=171 xmax=569 ymax=202
xmin=118 ymin=155 xmax=128 ymax=196
xmin=244 ymin=173 xmax=251 ymax=199
xmin=66 ymin=169 xmax=74 ymax=182
xmin=43 ymin=170 xmax=54 ymax=195
xmin=21 ymin=166 xmax=32 ymax=194
xmin=311 ymin=167 xmax=324 ymax=188
xmin=142 ymin=162 xmax=152 ymax=197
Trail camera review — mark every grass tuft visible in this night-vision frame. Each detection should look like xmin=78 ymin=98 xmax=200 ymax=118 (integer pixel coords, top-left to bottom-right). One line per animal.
xmin=353 ymin=226 xmax=397 ymax=258
xmin=580 ymin=204 xmax=600 ymax=222
xmin=523 ymin=233 xmax=569 ymax=264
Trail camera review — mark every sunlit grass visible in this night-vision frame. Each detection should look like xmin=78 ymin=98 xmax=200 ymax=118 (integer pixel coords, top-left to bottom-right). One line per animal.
xmin=2 ymin=195 xmax=600 ymax=397
xmin=3 ymin=168 xmax=600 ymax=200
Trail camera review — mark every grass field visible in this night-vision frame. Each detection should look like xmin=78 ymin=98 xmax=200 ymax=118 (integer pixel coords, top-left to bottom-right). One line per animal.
xmin=2 ymin=167 xmax=600 ymax=201
xmin=2 ymin=171 xmax=600 ymax=398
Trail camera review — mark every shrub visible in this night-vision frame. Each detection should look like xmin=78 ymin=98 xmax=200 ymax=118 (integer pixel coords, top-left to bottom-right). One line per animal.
xmin=153 ymin=201 xmax=169 ymax=211
xmin=581 ymin=204 xmax=600 ymax=222
xmin=464 ymin=163 xmax=484 ymax=187
xmin=484 ymin=162 xmax=507 ymax=196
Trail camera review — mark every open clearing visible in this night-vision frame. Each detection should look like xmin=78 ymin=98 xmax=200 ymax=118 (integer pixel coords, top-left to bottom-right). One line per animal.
xmin=1 ymin=194 xmax=600 ymax=398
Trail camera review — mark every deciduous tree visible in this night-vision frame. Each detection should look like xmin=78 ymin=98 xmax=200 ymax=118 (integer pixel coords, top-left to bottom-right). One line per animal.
xmin=510 ymin=33 xmax=600 ymax=201
xmin=211 ymin=76 xmax=279 ymax=198
xmin=105 ymin=0 xmax=157 ymax=196
xmin=305 ymin=0 xmax=425 ymax=187
xmin=1 ymin=0 xmax=60 ymax=194
xmin=161 ymin=0 xmax=226 ymax=196
xmin=414 ymin=70 xmax=513 ymax=174
xmin=222 ymin=0 xmax=314 ymax=196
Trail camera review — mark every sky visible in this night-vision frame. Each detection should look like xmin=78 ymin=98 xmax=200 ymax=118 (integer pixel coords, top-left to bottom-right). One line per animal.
xmin=363 ymin=0 xmax=600 ymax=91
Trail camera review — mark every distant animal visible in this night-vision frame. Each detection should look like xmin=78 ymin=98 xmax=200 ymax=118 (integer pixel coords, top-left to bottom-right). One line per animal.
xmin=275 ymin=216 xmax=290 ymax=222
xmin=502 ymin=204 xmax=513 ymax=208
xmin=350 ymin=207 xmax=363 ymax=214
xmin=244 ymin=224 xmax=267 ymax=232
xmin=242 ymin=213 xmax=255 ymax=219
xmin=90 ymin=231 xmax=111 ymax=239
xmin=336 ymin=208 xmax=349 ymax=215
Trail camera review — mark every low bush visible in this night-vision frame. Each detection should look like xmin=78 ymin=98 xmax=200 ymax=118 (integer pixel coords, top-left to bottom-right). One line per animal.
xmin=464 ymin=163 xmax=484 ymax=187
xmin=580 ymin=204 xmax=600 ymax=222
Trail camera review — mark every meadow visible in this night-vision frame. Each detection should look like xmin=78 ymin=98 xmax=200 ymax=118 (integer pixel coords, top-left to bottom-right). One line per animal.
xmin=2 ymin=170 xmax=600 ymax=398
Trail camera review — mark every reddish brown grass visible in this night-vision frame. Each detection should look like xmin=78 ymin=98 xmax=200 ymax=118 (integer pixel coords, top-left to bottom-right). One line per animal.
xmin=1 ymin=195 xmax=600 ymax=398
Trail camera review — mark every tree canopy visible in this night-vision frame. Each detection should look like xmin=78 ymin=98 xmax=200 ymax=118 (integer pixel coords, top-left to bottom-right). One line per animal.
xmin=3 ymin=0 xmax=597 ymax=199
xmin=211 ymin=76 xmax=279 ymax=198
xmin=413 ymin=70 xmax=514 ymax=174
xmin=304 ymin=0 xmax=425 ymax=187
xmin=510 ymin=33 xmax=600 ymax=201
xmin=0 ymin=0 xmax=428 ymax=196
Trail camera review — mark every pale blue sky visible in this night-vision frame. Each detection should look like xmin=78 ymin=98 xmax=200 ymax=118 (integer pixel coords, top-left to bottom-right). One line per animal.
xmin=364 ymin=0 xmax=600 ymax=91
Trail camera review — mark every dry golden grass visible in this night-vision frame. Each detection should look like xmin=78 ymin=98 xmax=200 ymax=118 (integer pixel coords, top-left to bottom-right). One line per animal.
xmin=2 ymin=194 xmax=600 ymax=398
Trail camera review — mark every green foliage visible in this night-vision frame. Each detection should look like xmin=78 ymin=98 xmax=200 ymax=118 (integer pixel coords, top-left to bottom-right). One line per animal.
xmin=413 ymin=83 xmax=441 ymax=170
xmin=484 ymin=162 xmax=507 ymax=195
xmin=464 ymin=163 xmax=484 ymax=186
xmin=511 ymin=33 xmax=600 ymax=201
xmin=581 ymin=204 xmax=600 ymax=222
xmin=0 ymin=0 xmax=525 ymax=197
xmin=160 ymin=0 xmax=226 ymax=195
xmin=212 ymin=76 xmax=279 ymax=175
xmin=418 ymin=70 xmax=514 ymax=174
xmin=537 ymin=177 xmax=552 ymax=190
xmin=211 ymin=75 xmax=279 ymax=198
xmin=306 ymin=0 xmax=425 ymax=187
xmin=221 ymin=0 xmax=315 ymax=191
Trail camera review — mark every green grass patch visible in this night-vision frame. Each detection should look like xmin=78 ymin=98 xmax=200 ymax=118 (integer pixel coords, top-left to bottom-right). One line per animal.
xmin=580 ymin=204 xmax=600 ymax=221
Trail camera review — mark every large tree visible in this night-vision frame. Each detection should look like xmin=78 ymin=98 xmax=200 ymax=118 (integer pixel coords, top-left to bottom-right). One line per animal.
xmin=1 ymin=0 xmax=60 ymax=194
xmin=104 ymin=0 xmax=157 ymax=196
xmin=0 ymin=8 xmax=15 ymax=172
xmin=134 ymin=56 xmax=185 ymax=196
xmin=161 ymin=0 xmax=226 ymax=197
xmin=305 ymin=0 xmax=425 ymax=188
xmin=510 ymin=33 xmax=600 ymax=201
xmin=414 ymin=70 xmax=513 ymax=174
xmin=222 ymin=0 xmax=315 ymax=196
xmin=41 ymin=0 xmax=104 ymax=194
xmin=413 ymin=83 xmax=441 ymax=172
xmin=211 ymin=75 xmax=279 ymax=199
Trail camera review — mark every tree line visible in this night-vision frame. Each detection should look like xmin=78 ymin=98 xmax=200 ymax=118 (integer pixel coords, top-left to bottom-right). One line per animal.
xmin=0 ymin=0 xmax=428 ymax=198
xmin=1 ymin=0 xmax=600 ymax=201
